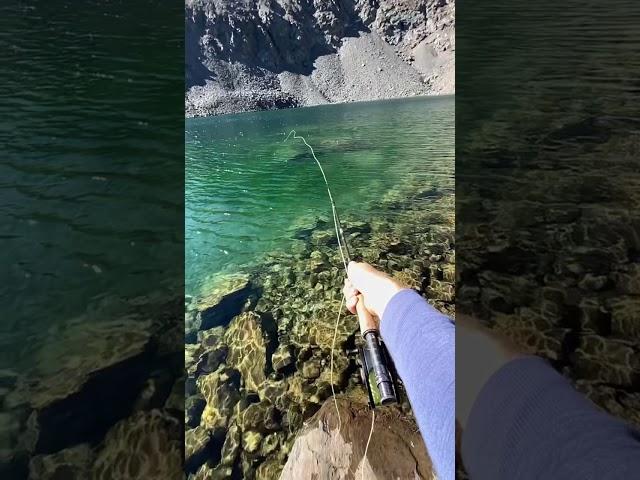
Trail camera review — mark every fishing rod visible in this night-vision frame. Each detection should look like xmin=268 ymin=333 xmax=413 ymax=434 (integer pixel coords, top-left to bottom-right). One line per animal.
xmin=286 ymin=130 xmax=397 ymax=408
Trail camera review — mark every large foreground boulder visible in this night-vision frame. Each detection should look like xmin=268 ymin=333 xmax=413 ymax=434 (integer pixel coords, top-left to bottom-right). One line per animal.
xmin=280 ymin=397 xmax=434 ymax=480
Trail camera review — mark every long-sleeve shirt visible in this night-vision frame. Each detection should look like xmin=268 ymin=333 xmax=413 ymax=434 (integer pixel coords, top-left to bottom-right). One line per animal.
xmin=382 ymin=289 xmax=455 ymax=480
xmin=381 ymin=289 xmax=640 ymax=480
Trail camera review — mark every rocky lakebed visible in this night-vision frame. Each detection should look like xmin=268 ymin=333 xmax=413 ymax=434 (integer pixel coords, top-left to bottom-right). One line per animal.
xmin=185 ymin=179 xmax=455 ymax=479
xmin=0 ymin=294 xmax=184 ymax=479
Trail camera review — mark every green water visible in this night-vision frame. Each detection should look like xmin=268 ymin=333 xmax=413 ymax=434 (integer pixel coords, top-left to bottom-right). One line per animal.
xmin=0 ymin=1 xmax=184 ymax=370
xmin=185 ymin=96 xmax=454 ymax=297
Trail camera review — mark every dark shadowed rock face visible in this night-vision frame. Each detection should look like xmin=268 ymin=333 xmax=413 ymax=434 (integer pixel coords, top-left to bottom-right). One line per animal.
xmin=185 ymin=0 xmax=455 ymax=116
xmin=186 ymin=0 xmax=362 ymax=78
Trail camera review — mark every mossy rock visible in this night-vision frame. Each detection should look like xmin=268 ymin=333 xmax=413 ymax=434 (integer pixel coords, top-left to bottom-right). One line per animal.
xmin=255 ymin=455 xmax=285 ymax=480
xmin=29 ymin=443 xmax=94 ymax=480
xmin=240 ymin=401 xmax=279 ymax=433
xmin=271 ymin=344 xmax=294 ymax=373
xmin=609 ymin=296 xmax=640 ymax=340
xmin=572 ymin=334 xmax=639 ymax=386
xmin=291 ymin=308 xmax=358 ymax=352
xmin=185 ymin=425 xmax=213 ymax=473
xmin=224 ymin=311 xmax=275 ymax=393
xmin=193 ymin=463 xmax=232 ymax=480
xmin=92 ymin=409 xmax=182 ymax=480
xmin=260 ymin=432 xmax=284 ymax=457
xmin=197 ymin=366 xmax=241 ymax=431
xmin=242 ymin=430 xmax=263 ymax=454
xmin=220 ymin=422 xmax=241 ymax=467
xmin=257 ymin=378 xmax=289 ymax=404
xmin=301 ymin=358 xmax=322 ymax=380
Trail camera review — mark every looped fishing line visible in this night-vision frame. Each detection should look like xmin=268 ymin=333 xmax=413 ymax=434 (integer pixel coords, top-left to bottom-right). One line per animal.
xmin=285 ymin=130 xmax=349 ymax=272
xmin=285 ymin=131 xmax=375 ymax=477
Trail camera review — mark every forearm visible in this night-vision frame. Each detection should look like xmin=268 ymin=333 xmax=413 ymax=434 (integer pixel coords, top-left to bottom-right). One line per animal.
xmin=381 ymin=289 xmax=455 ymax=480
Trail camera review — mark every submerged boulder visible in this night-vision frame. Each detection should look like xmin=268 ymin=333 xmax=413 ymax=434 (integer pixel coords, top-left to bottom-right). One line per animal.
xmin=239 ymin=401 xmax=279 ymax=433
xmin=91 ymin=409 xmax=182 ymax=480
xmin=197 ymin=367 xmax=241 ymax=432
xmin=271 ymin=344 xmax=294 ymax=373
xmin=5 ymin=317 xmax=154 ymax=455
xmin=185 ymin=425 xmax=213 ymax=473
xmin=188 ymin=273 xmax=254 ymax=341
xmin=220 ymin=422 xmax=241 ymax=467
xmin=224 ymin=312 xmax=275 ymax=393
xmin=28 ymin=443 xmax=94 ymax=480
xmin=193 ymin=462 xmax=232 ymax=480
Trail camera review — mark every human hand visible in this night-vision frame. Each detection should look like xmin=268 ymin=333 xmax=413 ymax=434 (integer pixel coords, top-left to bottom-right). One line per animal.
xmin=342 ymin=261 xmax=406 ymax=320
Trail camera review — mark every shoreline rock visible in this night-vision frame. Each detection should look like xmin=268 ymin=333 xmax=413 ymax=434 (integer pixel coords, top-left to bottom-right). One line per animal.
xmin=280 ymin=397 xmax=434 ymax=480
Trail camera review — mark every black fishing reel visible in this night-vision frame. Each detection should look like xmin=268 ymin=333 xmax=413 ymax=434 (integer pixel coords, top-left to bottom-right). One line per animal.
xmin=357 ymin=331 xmax=398 ymax=408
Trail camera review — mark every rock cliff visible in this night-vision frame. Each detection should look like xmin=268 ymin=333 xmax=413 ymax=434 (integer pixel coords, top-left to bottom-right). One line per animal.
xmin=185 ymin=0 xmax=454 ymax=116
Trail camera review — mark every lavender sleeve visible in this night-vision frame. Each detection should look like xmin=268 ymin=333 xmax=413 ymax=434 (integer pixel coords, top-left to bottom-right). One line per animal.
xmin=381 ymin=288 xmax=640 ymax=480
xmin=462 ymin=356 xmax=640 ymax=479
xmin=381 ymin=289 xmax=455 ymax=480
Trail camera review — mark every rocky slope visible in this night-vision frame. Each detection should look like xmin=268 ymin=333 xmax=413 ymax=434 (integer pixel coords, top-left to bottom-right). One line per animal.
xmin=185 ymin=0 xmax=455 ymax=116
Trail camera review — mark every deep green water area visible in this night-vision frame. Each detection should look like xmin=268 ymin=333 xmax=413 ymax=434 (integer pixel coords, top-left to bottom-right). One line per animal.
xmin=0 ymin=1 xmax=183 ymax=374
xmin=186 ymin=96 xmax=454 ymax=298
xmin=1 ymin=3 xmax=184 ymax=476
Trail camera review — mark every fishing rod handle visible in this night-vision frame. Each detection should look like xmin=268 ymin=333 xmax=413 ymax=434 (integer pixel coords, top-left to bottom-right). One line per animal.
xmin=363 ymin=331 xmax=397 ymax=405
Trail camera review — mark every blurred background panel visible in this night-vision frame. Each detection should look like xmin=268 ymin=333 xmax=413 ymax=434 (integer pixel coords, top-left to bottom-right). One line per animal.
xmin=0 ymin=1 xmax=184 ymax=478
xmin=457 ymin=0 xmax=640 ymax=477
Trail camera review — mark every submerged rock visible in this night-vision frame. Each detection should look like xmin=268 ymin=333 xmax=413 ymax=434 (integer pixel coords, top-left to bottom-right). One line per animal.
xmin=239 ymin=401 xmax=279 ymax=433
xmin=189 ymin=273 xmax=253 ymax=340
xmin=185 ymin=426 xmax=213 ymax=473
xmin=91 ymin=409 xmax=182 ymax=480
xmin=271 ymin=344 xmax=294 ymax=373
xmin=224 ymin=312 xmax=275 ymax=393
xmin=5 ymin=318 xmax=154 ymax=455
xmin=260 ymin=432 xmax=283 ymax=457
xmin=255 ymin=455 xmax=285 ymax=480
xmin=186 ymin=394 xmax=206 ymax=428
xmin=301 ymin=359 xmax=321 ymax=380
xmin=220 ymin=422 xmax=241 ymax=467
xmin=193 ymin=462 xmax=232 ymax=480
xmin=242 ymin=430 xmax=263 ymax=454
xmin=28 ymin=443 xmax=94 ymax=480
xmin=197 ymin=367 xmax=241 ymax=432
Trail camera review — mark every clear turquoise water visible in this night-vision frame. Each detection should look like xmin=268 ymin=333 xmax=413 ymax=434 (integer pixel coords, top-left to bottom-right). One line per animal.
xmin=185 ymin=96 xmax=454 ymax=297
